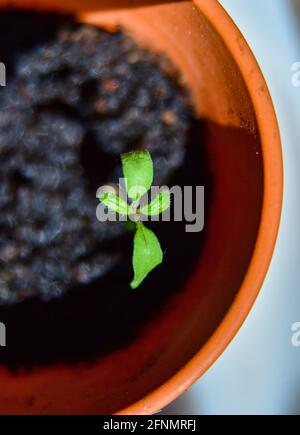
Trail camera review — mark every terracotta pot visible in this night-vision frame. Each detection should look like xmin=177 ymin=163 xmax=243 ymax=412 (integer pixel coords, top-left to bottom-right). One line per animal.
xmin=0 ymin=0 xmax=282 ymax=414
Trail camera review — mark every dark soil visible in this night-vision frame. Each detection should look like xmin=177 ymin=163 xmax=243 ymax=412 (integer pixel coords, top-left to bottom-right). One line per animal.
xmin=0 ymin=10 xmax=212 ymax=369
xmin=0 ymin=10 xmax=191 ymax=305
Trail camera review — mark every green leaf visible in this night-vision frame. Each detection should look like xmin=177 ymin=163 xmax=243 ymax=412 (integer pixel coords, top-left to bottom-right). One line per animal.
xmin=97 ymin=191 xmax=129 ymax=215
xmin=121 ymin=150 xmax=153 ymax=201
xmin=131 ymin=223 xmax=163 ymax=289
xmin=140 ymin=189 xmax=170 ymax=216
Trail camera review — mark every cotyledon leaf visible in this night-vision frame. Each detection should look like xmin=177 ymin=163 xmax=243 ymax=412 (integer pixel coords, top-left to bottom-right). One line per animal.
xmin=121 ymin=150 xmax=153 ymax=201
xmin=139 ymin=189 xmax=170 ymax=216
xmin=130 ymin=222 xmax=163 ymax=289
xmin=97 ymin=191 xmax=130 ymax=215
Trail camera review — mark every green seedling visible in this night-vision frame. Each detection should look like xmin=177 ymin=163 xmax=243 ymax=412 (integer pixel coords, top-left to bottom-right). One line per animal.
xmin=97 ymin=150 xmax=170 ymax=289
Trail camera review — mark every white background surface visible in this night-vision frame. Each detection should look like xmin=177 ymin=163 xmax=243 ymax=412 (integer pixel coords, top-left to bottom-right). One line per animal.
xmin=165 ymin=0 xmax=300 ymax=415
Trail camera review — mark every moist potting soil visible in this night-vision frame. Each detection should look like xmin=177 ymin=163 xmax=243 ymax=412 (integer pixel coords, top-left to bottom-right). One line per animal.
xmin=0 ymin=10 xmax=211 ymax=368
xmin=0 ymin=11 xmax=191 ymax=305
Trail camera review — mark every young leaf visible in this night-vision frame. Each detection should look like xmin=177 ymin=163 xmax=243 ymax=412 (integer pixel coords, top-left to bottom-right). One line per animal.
xmin=121 ymin=150 xmax=153 ymax=201
xmin=131 ymin=222 xmax=163 ymax=289
xmin=97 ymin=191 xmax=129 ymax=215
xmin=140 ymin=189 xmax=170 ymax=216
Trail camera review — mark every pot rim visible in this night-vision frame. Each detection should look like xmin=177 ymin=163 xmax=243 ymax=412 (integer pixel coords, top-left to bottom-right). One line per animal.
xmin=119 ymin=0 xmax=283 ymax=415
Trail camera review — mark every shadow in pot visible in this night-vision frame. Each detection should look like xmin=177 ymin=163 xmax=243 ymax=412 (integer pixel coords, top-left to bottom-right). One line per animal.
xmin=0 ymin=119 xmax=214 ymax=371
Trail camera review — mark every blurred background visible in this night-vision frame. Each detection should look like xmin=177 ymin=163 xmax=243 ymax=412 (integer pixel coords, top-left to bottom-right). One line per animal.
xmin=164 ymin=0 xmax=300 ymax=415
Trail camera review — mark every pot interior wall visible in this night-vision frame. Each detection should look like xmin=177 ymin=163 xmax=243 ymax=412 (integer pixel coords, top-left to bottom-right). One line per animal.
xmin=0 ymin=1 xmax=263 ymax=414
